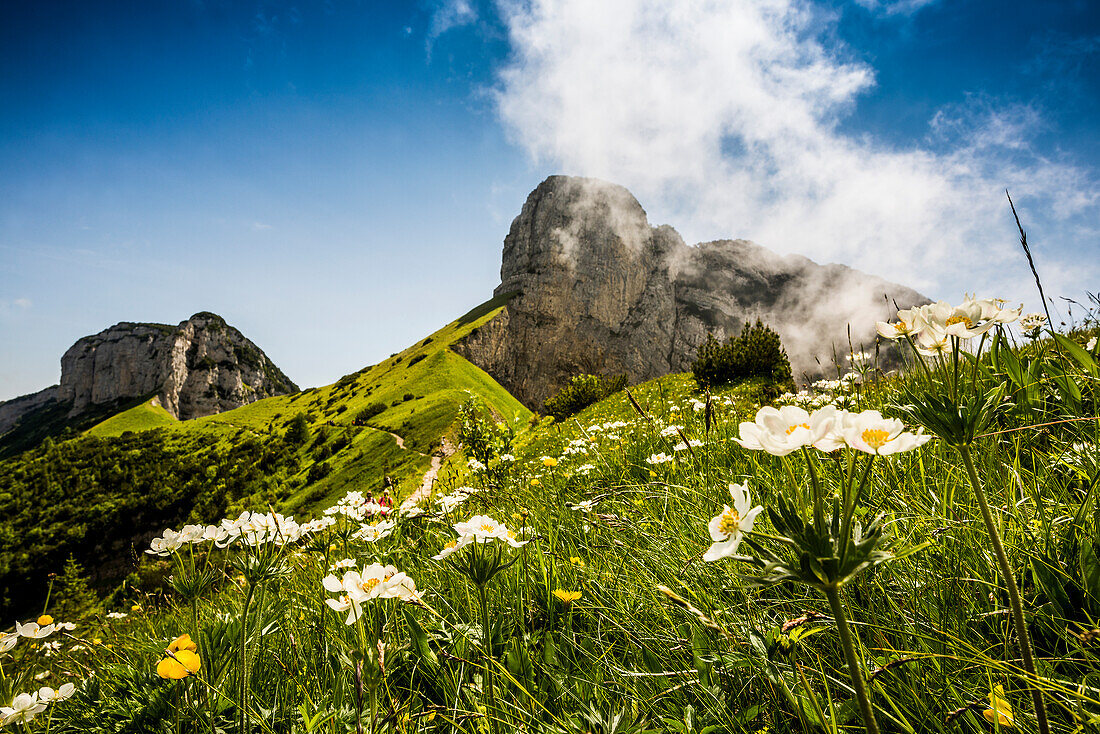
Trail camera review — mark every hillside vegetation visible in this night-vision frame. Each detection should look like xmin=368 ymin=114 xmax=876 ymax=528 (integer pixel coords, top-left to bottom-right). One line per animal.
xmin=0 ymin=294 xmax=528 ymax=617
xmin=2 ymin=297 xmax=1098 ymax=734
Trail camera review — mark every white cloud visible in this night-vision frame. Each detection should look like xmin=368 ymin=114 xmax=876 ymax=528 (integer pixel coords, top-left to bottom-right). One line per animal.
xmin=427 ymin=0 xmax=478 ymax=52
xmin=492 ymin=0 xmax=1099 ymax=304
xmin=13 ymin=298 xmax=31 ymax=309
xmin=251 ymin=221 xmax=273 ymax=231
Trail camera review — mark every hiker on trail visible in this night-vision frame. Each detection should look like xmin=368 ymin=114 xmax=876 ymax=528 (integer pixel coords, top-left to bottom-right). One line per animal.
xmin=380 ymin=489 xmax=394 ymax=513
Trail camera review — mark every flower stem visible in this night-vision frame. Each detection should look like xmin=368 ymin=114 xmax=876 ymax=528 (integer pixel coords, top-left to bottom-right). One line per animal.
xmin=958 ymin=444 xmax=1050 ymax=734
xmin=238 ymin=584 xmax=256 ymax=734
xmin=477 ymin=583 xmax=498 ymax=734
xmin=823 ymin=584 xmax=880 ymax=734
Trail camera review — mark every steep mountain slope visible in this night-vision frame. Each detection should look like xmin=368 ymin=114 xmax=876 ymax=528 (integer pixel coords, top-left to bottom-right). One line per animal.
xmin=456 ymin=175 xmax=929 ymax=408
xmin=0 ymin=295 xmax=529 ymax=616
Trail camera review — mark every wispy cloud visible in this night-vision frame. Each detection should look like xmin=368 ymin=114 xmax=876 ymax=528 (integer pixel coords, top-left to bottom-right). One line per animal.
xmin=491 ymin=0 xmax=1099 ymax=305
xmin=251 ymin=221 xmax=274 ymax=231
xmin=427 ymin=0 xmax=478 ymax=55
xmin=851 ymin=0 xmax=939 ymax=15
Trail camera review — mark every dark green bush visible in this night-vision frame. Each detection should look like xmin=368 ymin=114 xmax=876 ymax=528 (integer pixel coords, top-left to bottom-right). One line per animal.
xmin=407 ymin=354 xmax=427 ymax=367
xmin=284 ymin=413 xmax=310 ymax=445
xmin=356 ymin=403 xmax=386 ymax=423
xmin=692 ymin=320 xmax=794 ymax=397
xmin=543 ymin=374 xmax=629 ymax=421
xmin=306 ymin=460 xmax=331 ymax=484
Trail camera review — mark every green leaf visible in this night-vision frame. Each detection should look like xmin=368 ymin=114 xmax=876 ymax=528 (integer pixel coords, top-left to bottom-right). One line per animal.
xmin=1054 ymin=333 xmax=1099 ymax=377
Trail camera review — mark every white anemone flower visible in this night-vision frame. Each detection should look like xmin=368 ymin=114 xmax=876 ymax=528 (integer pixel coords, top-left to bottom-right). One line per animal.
xmin=453 ymin=515 xmax=508 ymax=543
xmin=734 ymin=406 xmax=835 ymax=457
xmin=177 ymin=524 xmax=205 ymax=544
xmin=814 ymin=409 xmax=857 ymax=452
xmin=569 ymin=499 xmax=597 ymax=512
xmin=645 ymin=452 xmax=673 ymax=465
xmin=875 ymin=306 xmax=926 ymax=340
xmin=38 ymin=683 xmax=76 ymax=703
xmin=841 ymin=411 xmax=931 ymax=455
xmin=322 ymin=591 xmax=359 ymax=625
xmin=973 ymin=298 xmax=1021 ymax=324
xmin=703 ymin=483 xmax=764 ymax=562
xmin=15 ymin=621 xmax=56 ymax=640
xmin=914 ymin=326 xmax=954 ymax=357
xmin=354 ymin=519 xmax=396 ymax=543
xmin=1 ymin=692 xmax=48 ymax=725
xmin=106 ymin=612 xmax=127 ymax=620
xmin=322 ymin=563 xmax=422 ymax=624
xmin=0 ymin=632 xmax=18 ymax=654
xmin=145 ymin=529 xmax=184 ymax=556
xmin=1020 ymin=312 xmax=1048 ymax=333
xmin=922 ymin=300 xmax=998 ymax=339
xmin=431 ymin=536 xmax=473 ymax=560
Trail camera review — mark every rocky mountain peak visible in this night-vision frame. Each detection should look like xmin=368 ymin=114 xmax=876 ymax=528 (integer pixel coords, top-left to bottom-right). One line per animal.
xmin=1 ymin=312 xmax=297 ymax=443
xmin=457 ymin=175 xmax=928 ymax=409
xmin=57 ymin=312 xmax=297 ymax=420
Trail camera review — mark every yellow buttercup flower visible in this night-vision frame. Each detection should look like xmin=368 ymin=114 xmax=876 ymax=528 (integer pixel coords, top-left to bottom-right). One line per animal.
xmin=157 ymin=649 xmax=201 ymax=680
xmin=983 ymin=685 xmax=1014 ymax=728
xmin=569 ymin=556 xmax=585 ymax=569
xmin=542 ymin=456 xmax=558 ymax=467
xmin=92 ymin=638 xmax=102 ymax=646
xmin=553 ymin=589 xmax=582 ymax=604
xmin=37 ymin=615 xmax=53 ymax=626
xmin=530 ymin=478 xmax=540 ymax=486
xmin=167 ymin=634 xmax=198 ymax=654
xmin=131 ymin=604 xmax=143 ymax=612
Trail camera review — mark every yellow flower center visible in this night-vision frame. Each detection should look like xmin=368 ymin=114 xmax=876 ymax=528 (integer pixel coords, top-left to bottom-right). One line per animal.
xmin=945 ymin=314 xmax=973 ymax=329
xmin=718 ymin=508 xmax=742 ymax=536
xmin=479 ymin=523 xmax=496 ymax=533
xmin=507 ymin=530 xmax=517 ymax=539
xmin=361 ymin=578 xmax=380 ymax=592
xmin=785 ymin=423 xmax=810 ymax=435
xmin=861 ymin=429 xmax=891 ymax=449
xmin=893 ymin=321 xmax=908 ymax=333
xmin=444 ymin=540 xmax=457 ymax=550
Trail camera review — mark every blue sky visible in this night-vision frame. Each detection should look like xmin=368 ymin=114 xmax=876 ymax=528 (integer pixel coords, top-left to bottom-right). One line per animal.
xmin=2 ymin=0 xmax=1098 ymax=400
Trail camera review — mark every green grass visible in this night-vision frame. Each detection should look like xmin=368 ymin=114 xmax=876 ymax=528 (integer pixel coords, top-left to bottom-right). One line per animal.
xmin=8 ymin=308 xmax=1098 ymax=734
xmin=85 ymin=398 xmax=177 ymax=438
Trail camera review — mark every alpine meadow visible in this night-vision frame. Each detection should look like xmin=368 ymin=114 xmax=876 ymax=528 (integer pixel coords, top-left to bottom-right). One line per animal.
xmin=3 ymin=2 xmax=1100 ymax=733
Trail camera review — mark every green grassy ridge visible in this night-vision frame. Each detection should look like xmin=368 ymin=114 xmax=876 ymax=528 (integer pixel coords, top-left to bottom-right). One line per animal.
xmin=85 ymin=398 xmax=177 ymax=438
xmin=0 ymin=294 xmax=527 ymax=617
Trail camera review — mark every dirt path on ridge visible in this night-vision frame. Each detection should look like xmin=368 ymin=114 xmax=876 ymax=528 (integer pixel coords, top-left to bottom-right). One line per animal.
xmin=401 ymin=438 xmax=456 ymax=510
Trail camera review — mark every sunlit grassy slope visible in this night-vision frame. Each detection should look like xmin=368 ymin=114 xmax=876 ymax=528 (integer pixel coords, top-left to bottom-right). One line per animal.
xmin=85 ymin=398 xmax=177 ymax=438
xmin=118 ymin=292 xmax=527 ymax=512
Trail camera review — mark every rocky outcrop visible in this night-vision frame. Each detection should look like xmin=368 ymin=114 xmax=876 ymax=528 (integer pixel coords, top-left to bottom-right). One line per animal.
xmin=57 ymin=312 xmax=298 ymax=419
xmin=1 ymin=312 xmax=298 ymax=435
xmin=0 ymin=386 xmax=59 ymax=436
xmin=455 ymin=175 xmax=928 ymax=409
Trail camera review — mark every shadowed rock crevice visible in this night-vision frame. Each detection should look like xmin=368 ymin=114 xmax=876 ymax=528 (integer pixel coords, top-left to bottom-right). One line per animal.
xmin=455 ymin=175 xmax=928 ymax=409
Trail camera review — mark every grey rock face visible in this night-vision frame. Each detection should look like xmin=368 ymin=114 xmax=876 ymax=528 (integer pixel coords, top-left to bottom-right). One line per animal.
xmin=0 ymin=386 xmax=59 ymax=435
xmin=54 ymin=311 xmax=298 ymax=420
xmin=455 ymin=175 xmax=928 ymax=409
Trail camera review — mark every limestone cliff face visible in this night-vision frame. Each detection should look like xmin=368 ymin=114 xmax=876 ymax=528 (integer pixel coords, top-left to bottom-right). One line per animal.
xmin=5 ymin=312 xmax=298 ymax=427
xmin=456 ymin=175 xmax=928 ymax=409
xmin=56 ymin=312 xmax=298 ymax=419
